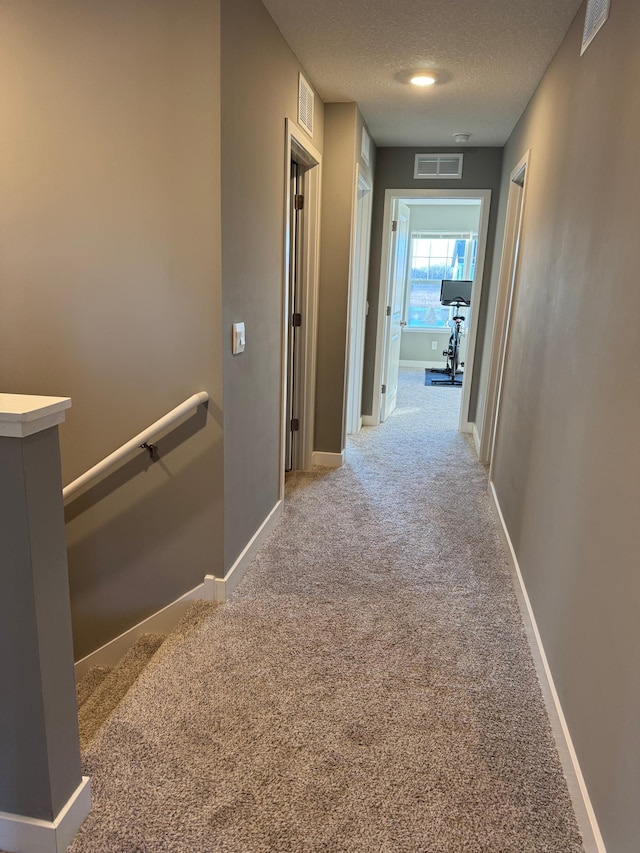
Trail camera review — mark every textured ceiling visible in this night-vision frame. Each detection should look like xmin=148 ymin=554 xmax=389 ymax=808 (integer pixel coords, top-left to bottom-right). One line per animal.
xmin=261 ymin=0 xmax=585 ymax=146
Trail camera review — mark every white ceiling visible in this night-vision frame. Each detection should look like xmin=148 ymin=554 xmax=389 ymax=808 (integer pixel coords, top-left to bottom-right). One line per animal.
xmin=261 ymin=0 xmax=585 ymax=147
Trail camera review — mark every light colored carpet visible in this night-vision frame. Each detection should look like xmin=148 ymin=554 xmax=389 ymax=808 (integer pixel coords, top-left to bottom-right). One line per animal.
xmin=76 ymin=666 xmax=112 ymax=710
xmin=69 ymin=370 xmax=583 ymax=852
xmin=77 ymin=634 xmax=165 ymax=749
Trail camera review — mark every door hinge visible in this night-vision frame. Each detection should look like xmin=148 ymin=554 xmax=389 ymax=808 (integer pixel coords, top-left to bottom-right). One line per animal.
xmin=386 ymin=305 xmax=391 ymax=316
xmin=391 ymin=220 xmax=398 ymax=232
xmin=291 ymin=418 xmax=300 ymax=432
xmin=294 ymin=194 xmax=304 ymax=211
xmin=381 ymin=384 xmax=387 ymax=394
xmin=292 ymin=313 xmax=302 ymax=327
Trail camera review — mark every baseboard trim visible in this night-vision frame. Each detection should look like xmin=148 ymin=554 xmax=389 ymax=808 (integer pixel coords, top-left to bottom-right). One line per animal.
xmin=400 ymin=359 xmax=443 ymax=369
xmin=472 ymin=422 xmax=481 ymax=455
xmin=362 ymin=415 xmax=377 ymax=427
xmin=74 ymin=583 xmax=206 ymax=679
xmin=0 ymin=776 xmax=91 ymax=853
xmin=205 ymin=500 xmax=283 ymax=603
xmin=488 ymin=481 xmax=606 ymax=853
xmin=312 ymin=451 xmax=344 ymax=468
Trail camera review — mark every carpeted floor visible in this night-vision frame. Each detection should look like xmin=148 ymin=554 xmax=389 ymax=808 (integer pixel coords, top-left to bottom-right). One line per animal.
xmin=69 ymin=369 xmax=584 ymax=852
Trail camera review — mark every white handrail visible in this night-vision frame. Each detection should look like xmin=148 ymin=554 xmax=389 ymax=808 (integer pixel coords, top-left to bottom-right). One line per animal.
xmin=62 ymin=391 xmax=209 ymax=504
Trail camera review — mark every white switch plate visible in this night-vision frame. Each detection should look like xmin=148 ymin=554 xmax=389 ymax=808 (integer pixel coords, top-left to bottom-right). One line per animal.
xmin=431 ymin=341 xmax=438 ymax=350
xmin=232 ymin=322 xmax=246 ymax=354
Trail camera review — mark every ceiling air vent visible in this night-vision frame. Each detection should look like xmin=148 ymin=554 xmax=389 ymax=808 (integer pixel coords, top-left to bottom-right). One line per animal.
xmin=298 ymin=73 xmax=314 ymax=137
xmin=414 ymin=154 xmax=463 ymax=180
xmin=581 ymin=0 xmax=611 ymax=55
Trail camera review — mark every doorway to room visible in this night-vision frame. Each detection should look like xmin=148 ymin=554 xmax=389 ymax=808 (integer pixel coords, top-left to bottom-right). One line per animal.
xmin=372 ymin=190 xmax=491 ymax=434
xmin=345 ymin=167 xmax=373 ymax=437
xmin=281 ymin=120 xmax=322 ymax=491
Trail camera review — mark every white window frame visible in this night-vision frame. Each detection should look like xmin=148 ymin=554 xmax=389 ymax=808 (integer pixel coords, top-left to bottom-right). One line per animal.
xmin=404 ymin=230 xmax=478 ymax=331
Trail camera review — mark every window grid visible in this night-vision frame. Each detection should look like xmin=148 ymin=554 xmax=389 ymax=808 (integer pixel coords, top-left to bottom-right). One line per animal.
xmin=405 ymin=231 xmax=477 ymax=330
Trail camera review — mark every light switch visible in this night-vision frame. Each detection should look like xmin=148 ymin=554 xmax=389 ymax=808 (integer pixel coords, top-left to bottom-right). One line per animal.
xmin=232 ymin=322 xmax=246 ymax=354
xmin=431 ymin=340 xmax=438 ymax=350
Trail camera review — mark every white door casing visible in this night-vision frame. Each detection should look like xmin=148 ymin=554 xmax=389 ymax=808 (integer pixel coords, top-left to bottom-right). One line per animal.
xmin=482 ymin=152 xmax=529 ymax=469
xmin=280 ymin=119 xmax=322 ymax=496
xmin=381 ymin=201 xmax=410 ymax=421
xmin=373 ymin=189 xmax=492 ymax=435
xmin=346 ymin=168 xmax=373 ymax=435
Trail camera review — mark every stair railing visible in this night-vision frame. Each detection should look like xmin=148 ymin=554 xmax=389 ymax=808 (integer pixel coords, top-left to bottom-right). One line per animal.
xmin=62 ymin=391 xmax=209 ymax=504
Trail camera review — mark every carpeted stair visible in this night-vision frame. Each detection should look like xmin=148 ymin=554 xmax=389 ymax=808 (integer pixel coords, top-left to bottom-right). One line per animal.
xmin=75 ymin=600 xmax=216 ymax=752
xmin=76 ymin=665 xmax=112 ymax=709
xmin=77 ymin=634 xmax=166 ymax=749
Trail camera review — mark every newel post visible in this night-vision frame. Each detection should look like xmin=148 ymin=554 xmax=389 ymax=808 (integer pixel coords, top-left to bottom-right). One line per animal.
xmin=0 ymin=395 xmax=90 ymax=853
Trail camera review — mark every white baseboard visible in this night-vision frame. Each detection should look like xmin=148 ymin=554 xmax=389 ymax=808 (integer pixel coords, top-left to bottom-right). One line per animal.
xmin=74 ymin=583 xmax=207 ymax=679
xmin=76 ymin=502 xmax=285 ymax=672
xmin=400 ymin=359 xmax=443 ymax=369
xmin=204 ymin=500 xmax=283 ymax=603
xmin=0 ymin=776 xmax=91 ymax=853
xmin=362 ymin=415 xmax=377 ymax=427
xmin=472 ymin=422 xmax=481 ymax=455
xmin=312 ymin=451 xmax=344 ymax=468
xmin=488 ymin=482 xmax=606 ymax=853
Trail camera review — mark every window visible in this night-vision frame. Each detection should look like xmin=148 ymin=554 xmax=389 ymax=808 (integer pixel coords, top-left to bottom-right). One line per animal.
xmin=405 ymin=231 xmax=477 ymax=329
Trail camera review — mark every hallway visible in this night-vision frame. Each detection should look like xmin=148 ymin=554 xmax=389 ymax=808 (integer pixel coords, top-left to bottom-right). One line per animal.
xmin=69 ymin=370 xmax=583 ymax=852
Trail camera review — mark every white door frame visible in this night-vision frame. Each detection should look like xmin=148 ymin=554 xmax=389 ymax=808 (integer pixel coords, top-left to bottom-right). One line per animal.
xmin=280 ymin=118 xmax=322 ymax=498
xmin=481 ymin=151 xmax=530 ymax=469
xmin=345 ymin=167 xmax=373 ymax=436
xmin=372 ymin=188 xmax=492 ymax=434
xmin=380 ymin=199 xmax=411 ymax=422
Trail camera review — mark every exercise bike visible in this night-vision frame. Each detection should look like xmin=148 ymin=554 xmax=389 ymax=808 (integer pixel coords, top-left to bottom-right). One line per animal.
xmin=431 ymin=311 xmax=465 ymax=386
xmin=430 ymin=279 xmax=472 ymax=387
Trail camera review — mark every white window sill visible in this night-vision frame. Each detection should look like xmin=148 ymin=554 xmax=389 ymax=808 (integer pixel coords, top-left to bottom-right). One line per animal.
xmin=404 ymin=326 xmax=450 ymax=333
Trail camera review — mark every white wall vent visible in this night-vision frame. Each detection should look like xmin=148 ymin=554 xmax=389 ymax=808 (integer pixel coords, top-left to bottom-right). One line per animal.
xmin=414 ymin=154 xmax=463 ymax=180
xmin=298 ymin=73 xmax=314 ymax=137
xmin=581 ymin=0 xmax=611 ymax=55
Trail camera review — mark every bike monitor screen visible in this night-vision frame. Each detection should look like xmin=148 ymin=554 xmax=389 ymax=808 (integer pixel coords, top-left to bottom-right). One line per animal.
xmin=440 ymin=279 xmax=472 ymax=306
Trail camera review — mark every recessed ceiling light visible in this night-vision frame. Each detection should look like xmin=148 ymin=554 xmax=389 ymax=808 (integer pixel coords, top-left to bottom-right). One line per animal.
xmin=410 ymin=73 xmax=437 ymax=87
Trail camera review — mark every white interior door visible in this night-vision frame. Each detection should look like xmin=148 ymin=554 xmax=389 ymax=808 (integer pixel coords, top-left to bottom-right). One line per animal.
xmin=285 ymin=160 xmax=302 ymax=471
xmin=381 ymin=201 xmax=410 ymax=421
xmin=346 ymin=171 xmax=372 ymax=435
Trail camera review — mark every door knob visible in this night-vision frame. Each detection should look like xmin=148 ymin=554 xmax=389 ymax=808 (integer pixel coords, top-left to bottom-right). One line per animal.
xmin=400 ymin=321 xmax=407 ymax=327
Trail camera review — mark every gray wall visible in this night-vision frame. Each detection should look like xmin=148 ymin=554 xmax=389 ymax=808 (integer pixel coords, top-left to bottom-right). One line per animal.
xmin=316 ymin=104 xmax=356 ymax=453
xmin=221 ymin=0 xmax=324 ymax=565
xmin=400 ymin=330 xmax=467 ymax=366
xmin=0 ymin=0 xmax=223 ymax=658
xmin=314 ymin=103 xmax=376 ymax=453
xmin=490 ymin=1 xmax=640 ymax=848
xmin=363 ymin=147 xmax=503 ymax=418
xmin=408 ymin=203 xmax=481 ymax=232
xmin=316 ymin=104 xmax=376 ymax=453
xmin=0 ymin=0 xmax=327 ymax=655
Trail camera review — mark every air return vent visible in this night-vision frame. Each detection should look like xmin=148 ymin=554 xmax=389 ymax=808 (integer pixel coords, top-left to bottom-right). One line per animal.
xmin=414 ymin=154 xmax=463 ymax=179
xmin=298 ymin=73 xmax=314 ymax=137
xmin=581 ymin=0 xmax=611 ymax=55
